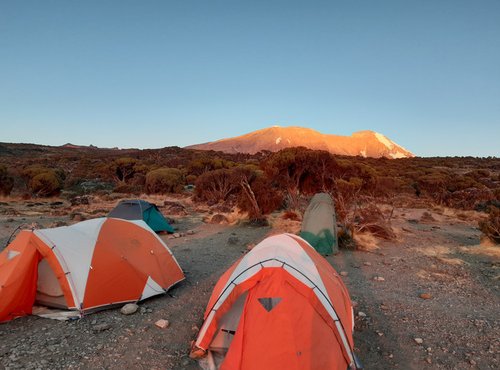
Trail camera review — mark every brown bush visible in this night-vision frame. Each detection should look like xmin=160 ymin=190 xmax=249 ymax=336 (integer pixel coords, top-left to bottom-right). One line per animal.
xmin=237 ymin=172 xmax=283 ymax=219
xmin=0 ymin=165 xmax=14 ymax=196
xmin=145 ymin=168 xmax=184 ymax=194
xmin=353 ymin=203 xmax=395 ymax=240
xmin=282 ymin=210 xmax=300 ymax=221
xmin=195 ymin=168 xmax=239 ymax=203
xmin=479 ymin=206 xmax=500 ymax=244
xmin=27 ymin=169 xmax=63 ymax=197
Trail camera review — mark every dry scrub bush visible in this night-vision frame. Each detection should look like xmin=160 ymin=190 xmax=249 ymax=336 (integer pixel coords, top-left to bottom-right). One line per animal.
xmin=479 ymin=206 xmax=500 ymax=244
xmin=0 ymin=165 xmax=14 ymax=196
xmin=22 ymin=166 xmax=64 ymax=197
xmin=145 ymin=168 xmax=184 ymax=194
xmin=282 ymin=210 xmax=300 ymax=221
xmin=354 ymin=203 xmax=396 ymax=240
xmin=237 ymin=175 xmax=283 ymax=220
xmin=195 ymin=169 xmax=238 ymax=203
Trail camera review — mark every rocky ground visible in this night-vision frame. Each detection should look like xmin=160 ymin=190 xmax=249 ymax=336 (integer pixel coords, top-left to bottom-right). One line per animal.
xmin=0 ymin=199 xmax=499 ymax=370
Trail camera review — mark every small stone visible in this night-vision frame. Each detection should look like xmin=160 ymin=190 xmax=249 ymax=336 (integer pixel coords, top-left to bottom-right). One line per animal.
xmin=373 ymin=276 xmax=385 ymax=281
xmin=227 ymin=236 xmax=240 ymax=245
xmin=173 ymin=233 xmax=181 ymax=238
xmin=187 ymin=230 xmax=195 ymax=235
xmin=425 ymin=357 xmax=432 ymax=364
xmin=358 ymin=311 xmax=367 ymax=318
xmin=91 ymin=320 xmax=97 ymax=325
xmin=426 ymin=347 xmax=432 ymax=352
xmin=340 ymin=271 xmax=348 ymax=277
xmin=155 ymin=319 xmax=170 ymax=329
xmin=419 ymin=293 xmax=432 ymax=300
xmin=363 ymin=262 xmax=372 ymax=266
xmin=120 ymin=303 xmax=139 ymax=315
xmin=414 ymin=338 xmax=423 ymax=344
xmin=92 ymin=323 xmax=111 ymax=332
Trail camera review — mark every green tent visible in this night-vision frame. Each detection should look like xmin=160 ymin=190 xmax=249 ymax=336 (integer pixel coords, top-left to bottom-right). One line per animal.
xmin=300 ymin=193 xmax=338 ymax=255
xmin=108 ymin=200 xmax=175 ymax=233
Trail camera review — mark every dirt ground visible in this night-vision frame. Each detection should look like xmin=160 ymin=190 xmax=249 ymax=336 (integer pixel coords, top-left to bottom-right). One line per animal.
xmin=0 ymin=199 xmax=499 ymax=370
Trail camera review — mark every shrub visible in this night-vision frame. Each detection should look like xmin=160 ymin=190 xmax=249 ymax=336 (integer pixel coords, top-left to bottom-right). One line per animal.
xmin=479 ymin=206 xmax=500 ymax=244
xmin=237 ymin=175 xmax=283 ymax=219
xmin=30 ymin=171 xmax=62 ymax=196
xmin=195 ymin=168 xmax=239 ymax=203
xmin=145 ymin=168 xmax=184 ymax=194
xmin=0 ymin=165 xmax=14 ymax=196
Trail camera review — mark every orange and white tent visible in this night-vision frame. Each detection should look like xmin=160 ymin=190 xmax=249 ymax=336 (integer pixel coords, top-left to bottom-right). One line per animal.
xmin=0 ymin=218 xmax=184 ymax=323
xmin=191 ymin=233 xmax=358 ymax=370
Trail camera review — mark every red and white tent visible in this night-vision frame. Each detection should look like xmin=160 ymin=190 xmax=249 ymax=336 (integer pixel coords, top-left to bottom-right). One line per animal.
xmin=191 ymin=233 xmax=357 ymax=370
xmin=0 ymin=218 xmax=184 ymax=322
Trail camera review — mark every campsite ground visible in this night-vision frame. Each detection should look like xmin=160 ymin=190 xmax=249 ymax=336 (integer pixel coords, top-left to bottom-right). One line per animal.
xmin=0 ymin=198 xmax=499 ymax=370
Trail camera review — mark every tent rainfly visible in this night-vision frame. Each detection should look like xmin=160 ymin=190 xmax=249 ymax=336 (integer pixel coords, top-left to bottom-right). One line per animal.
xmin=300 ymin=193 xmax=339 ymax=255
xmin=190 ymin=233 xmax=359 ymax=370
xmin=0 ymin=218 xmax=184 ymax=323
xmin=108 ymin=199 xmax=175 ymax=233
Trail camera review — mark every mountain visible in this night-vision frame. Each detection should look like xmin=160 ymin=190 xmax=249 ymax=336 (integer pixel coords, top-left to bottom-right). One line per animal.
xmin=186 ymin=126 xmax=415 ymax=158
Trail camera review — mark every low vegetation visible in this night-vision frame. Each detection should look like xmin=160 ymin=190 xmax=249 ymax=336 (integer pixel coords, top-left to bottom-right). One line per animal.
xmin=0 ymin=142 xmax=499 ymax=243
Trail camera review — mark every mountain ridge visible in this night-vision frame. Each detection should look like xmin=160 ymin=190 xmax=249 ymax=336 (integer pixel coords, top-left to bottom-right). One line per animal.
xmin=186 ymin=126 xmax=415 ymax=158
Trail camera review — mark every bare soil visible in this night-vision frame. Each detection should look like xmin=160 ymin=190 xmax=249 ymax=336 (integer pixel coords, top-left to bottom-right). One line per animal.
xmin=0 ymin=200 xmax=498 ymax=370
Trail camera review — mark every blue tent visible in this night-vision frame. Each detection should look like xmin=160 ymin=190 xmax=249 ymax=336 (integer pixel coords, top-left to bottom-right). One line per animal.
xmin=108 ymin=200 xmax=175 ymax=233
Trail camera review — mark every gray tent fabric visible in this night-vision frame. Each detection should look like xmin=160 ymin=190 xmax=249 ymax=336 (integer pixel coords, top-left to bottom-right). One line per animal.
xmin=299 ymin=193 xmax=338 ymax=255
xmin=108 ymin=200 xmax=175 ymax=233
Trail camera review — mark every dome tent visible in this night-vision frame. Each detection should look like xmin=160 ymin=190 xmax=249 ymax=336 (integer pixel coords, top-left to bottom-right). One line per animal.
xmin=108 ymin=199 xmax=175 ymax=233
xmin=300 ymin=193 xmax=338 ymax=255
xmin=190 ymin=233 xmax=359 ymax=370
xmin=0 ymin=218 xmax=184 ymax=323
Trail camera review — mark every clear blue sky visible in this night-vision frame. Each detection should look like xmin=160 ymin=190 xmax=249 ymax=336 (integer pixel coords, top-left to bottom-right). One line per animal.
xmin=1 ymin=0 xmax=499 ymax=157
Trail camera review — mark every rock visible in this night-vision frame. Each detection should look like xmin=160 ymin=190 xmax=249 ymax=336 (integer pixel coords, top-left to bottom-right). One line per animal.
xmin=155 ymin=319 xmax=170 ymax=329
xmin=358 ymin=311 xmax=367 ymax=318
xmin=70 ymin=195 xmax=92 ymax=206
xmin=373 ymin=276 xmax=385 ymax=281
xmin=419 ymin=293 xmax=432 ymax=300
xmin=414 ymin=338 xmax=423 ymax=344
xmin=120 ymin=303 xmax=139 ymax=315
xmin=187 ymin=230 xmax=195 ymax=235
xmin=340 ymin=271 xmax=348 ymax=277
xmin=227 ymin=236 xmax=240 ymax=245
xmin=363 ymin=262 xmax=372 ymax=266
xmin=173 ymin=233 xmax=181 ymax=238
xmin=50 ymin=221 xmax=67 ymax=228
xmin=92 ymin=323 xmax=111 ymax=332
xmin=425 ymin=357 xmax=432 ymax=364
xmin=210 ymin=214 xmax=229 ymax=224
xmin=70 ymin=213 xmax=85 ymax=222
